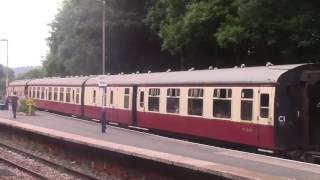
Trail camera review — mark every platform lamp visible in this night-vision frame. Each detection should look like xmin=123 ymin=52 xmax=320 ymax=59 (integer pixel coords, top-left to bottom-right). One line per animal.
xmin=0 ymin=39 xmax=9 ymax=95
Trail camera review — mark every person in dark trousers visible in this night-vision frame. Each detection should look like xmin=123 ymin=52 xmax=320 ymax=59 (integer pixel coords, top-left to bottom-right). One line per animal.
xmin=101 ymin=109 xmax=107 ymax=133
xmin=11 ymin=92 xmax=19 ymax=118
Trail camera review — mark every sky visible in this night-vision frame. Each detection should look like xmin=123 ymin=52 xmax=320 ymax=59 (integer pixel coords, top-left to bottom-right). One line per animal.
xmin=0 ymin=0 xmax=63 ymax=68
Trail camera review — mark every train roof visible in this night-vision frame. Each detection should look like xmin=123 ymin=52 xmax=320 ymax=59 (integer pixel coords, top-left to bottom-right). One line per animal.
xmin=27 ymin=76 xmax=92 ymax=86
xmin=86 ymin=64 xmax=312 ymax=86
xmin=9 ymin=79 xmax=31 ymax=86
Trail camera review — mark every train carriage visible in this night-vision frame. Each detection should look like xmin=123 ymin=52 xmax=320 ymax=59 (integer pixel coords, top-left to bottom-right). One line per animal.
xmin=7 ymin=79 xmax=30 ymax=98
xmin=27 ymin=76 xmax=90 ymax=116
xmin=83 ymin=63 xmax=320 ymax=151
xmin=8 ymin=63 xmax=320 ymax=155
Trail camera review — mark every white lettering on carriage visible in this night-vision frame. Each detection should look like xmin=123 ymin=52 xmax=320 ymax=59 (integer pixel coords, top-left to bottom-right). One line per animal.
xmin=278 ymin=116 xmax=286 ymax=125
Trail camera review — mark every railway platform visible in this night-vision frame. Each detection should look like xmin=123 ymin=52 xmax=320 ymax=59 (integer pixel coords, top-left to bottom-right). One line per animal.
xmin=0 ymin=110 xmax=319 ymax=180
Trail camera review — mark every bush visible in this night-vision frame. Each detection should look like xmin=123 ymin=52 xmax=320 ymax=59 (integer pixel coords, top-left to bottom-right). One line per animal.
xmin=17 ymin=99 xmax=36 ymax=115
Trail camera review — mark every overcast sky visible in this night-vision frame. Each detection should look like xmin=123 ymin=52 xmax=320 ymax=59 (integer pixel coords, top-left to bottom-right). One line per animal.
xmin=0 ymin=0 xmax=63 ymax=68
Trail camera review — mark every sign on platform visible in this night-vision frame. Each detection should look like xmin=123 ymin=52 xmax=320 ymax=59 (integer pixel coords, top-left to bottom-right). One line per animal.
xmin=98 ymin=75 xmax=108 ymax=87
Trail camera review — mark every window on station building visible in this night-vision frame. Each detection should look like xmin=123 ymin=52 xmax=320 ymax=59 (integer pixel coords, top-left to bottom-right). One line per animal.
xmin=213 ymin=88 xmax=232 ymax=118
xmin=76 ymin=88 xmax=80 ymax=104
xmin=124 ymin=88 xmax=130 ymax=109
xmin=148 ymin=88 xmax=160 ymax=112
xmin=241 ymin=89 xmax=253 ymax=121
xmin=188 ymin=88 xmax=203 ymax=116
xmin=167 ymin=88 xmax=180 ymax=114
xmin=139 ymin=91 xmax=144 ymax=108
xmin=32 ymin=87 xmax=36 ymax=98
xmin=53 ymin=87 xmax=58 ymax=101
xmin=37 ymin=87 xmax=40 ymax=99
xmin=60 ymin=88 xmax=64 ymax=102
xmin=260 ymin=94 xmax=270 ymax=118
xmin=66 ymin=88 xmax=71 ymax=103
xmin=48 ymin=87 xmax=52 ymax=100
xmin=41 ymin=87 xmax=45 ymax=99
xmin=92 ymin=90 xmax=96 ymax=104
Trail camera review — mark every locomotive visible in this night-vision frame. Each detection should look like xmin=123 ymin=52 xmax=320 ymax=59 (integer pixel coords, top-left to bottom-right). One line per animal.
xmin=8 ymin=63 xmax=320 ymax=161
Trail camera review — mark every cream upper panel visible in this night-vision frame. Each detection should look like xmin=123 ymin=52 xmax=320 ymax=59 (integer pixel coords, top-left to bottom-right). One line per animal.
xmin=138 ymin=86 xmax=275 ymax=126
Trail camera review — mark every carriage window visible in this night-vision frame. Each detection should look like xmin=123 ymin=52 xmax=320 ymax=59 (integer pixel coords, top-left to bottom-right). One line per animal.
xmin=148 ymin=88 xmax=160 ymax=112
xmin=124 ymin=88 xmax=130 ymax=109
xmin=32 ymin=87 xmax=36 ymax=98
xmin=76 ymin=88 xmax=80 ymax=104
xmin=188 ymin=88 xmax=203 ymax=116
xmin=260 ymin=94 xmax=269 ymax=118
xmin=66 ymin=88 xmax=71 ymax=102
xmin=48 ymin=87 xmax=52 ymax=100
xmin=41 ymin=87 xmax=45 ymax=99
xmin=92 ymin=90 xmax=96 ymax=103
xmin=110 ymin=90 xmax=114 ymax=105
xmin=167 ymin=88 xmax=180 ymax=114
xmin=241 ymin=89 xmax=253 ymax=121
xmin=54 ymin=87 xmax=58 ymax=101
xmin=60 ymin=88 xmax=64 ymax=102
xmin=139 ymin=91 xmax=144 ymax=107
xmin=37 ymin=87 xmax=40 ymax=99
xmin=213 ymin=88 xmax=232 ymax=118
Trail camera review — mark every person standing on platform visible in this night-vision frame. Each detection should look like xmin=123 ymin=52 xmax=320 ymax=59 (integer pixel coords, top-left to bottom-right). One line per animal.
xmin=101 ymin=109 xmax=107 ymax=133
xmin=11 ymin=92 xmax=19 ymax=118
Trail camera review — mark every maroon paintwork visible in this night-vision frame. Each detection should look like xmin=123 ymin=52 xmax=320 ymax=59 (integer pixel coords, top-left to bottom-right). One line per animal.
xmin=84 ymin=105 xmax=132 ymax=125
xmin=137 ymin=112 xmax=275 ymax=149
xmin=34 ymin=99 xmax=82 ymax=117
xmin=83 ymin=105 xmax=275 ymax=149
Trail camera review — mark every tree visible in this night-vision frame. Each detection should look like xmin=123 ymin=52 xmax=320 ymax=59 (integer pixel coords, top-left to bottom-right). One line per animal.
xmin=45 ymin=0 xmax=176 ymax=76
xmin=44 ymin=0 xmax=102 ymax=76
xmin=146 ymin=0 xmax=320 ymax=66
xmin=16 ymin=68 xmax=45 ymax=80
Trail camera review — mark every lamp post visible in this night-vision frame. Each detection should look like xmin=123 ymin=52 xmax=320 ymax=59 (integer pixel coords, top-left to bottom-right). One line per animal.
xmin=0 ymin=39 xmax=9 ymax=92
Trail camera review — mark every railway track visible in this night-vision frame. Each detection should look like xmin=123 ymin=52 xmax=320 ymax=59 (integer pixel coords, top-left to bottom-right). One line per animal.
xmin=0 ymin=142 xmax=99 ymax=180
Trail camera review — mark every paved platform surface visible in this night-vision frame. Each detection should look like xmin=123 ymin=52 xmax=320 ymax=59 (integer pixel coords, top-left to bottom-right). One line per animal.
xmin=0 ymin=110 xmax=320 ymax=180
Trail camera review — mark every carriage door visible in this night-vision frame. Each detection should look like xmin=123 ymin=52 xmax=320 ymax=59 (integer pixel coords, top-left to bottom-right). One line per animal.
xmin=308 ymin=81 xmax=320 ymax=145
xmin=302 ymin=70 xmax=320 ymax=146
xmin=136 ymin=87 xmax=146 ymax=126
xmin=131 ymin=86 xmax=138 ymax=126
xmin=257 ymin=87 xmax=275 ymax=148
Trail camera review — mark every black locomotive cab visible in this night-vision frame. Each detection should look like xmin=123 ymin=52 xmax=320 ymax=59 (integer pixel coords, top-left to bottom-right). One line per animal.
xmin=276 ymin=64 xmax=320 ymax=152
xmin=302 ymin=70 xmax=320 ymax=148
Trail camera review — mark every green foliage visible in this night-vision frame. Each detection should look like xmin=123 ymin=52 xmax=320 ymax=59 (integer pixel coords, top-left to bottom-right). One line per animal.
xmin=16 ymin=68 xmax=45 ymax=80
xmin=45 ymin=0 xmax=155 ymax=76
xmin=45 ymin=0 xmax=320 ymax=75
xmin=146 ymin=0 xmax=320 ymax=65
